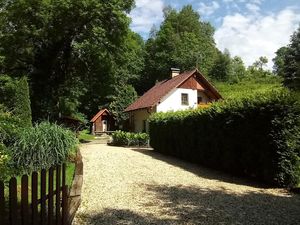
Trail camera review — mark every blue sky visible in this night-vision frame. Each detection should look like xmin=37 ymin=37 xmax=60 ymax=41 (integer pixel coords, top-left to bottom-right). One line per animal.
xmin=129 ymin=0 xmax=300 ymax=69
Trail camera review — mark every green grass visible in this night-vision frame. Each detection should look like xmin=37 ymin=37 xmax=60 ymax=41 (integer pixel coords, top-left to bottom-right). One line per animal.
xmin=78 ymin=129 xmax=95 ymax=142
xmin=214 ymin=76 xmax=284 ymax=100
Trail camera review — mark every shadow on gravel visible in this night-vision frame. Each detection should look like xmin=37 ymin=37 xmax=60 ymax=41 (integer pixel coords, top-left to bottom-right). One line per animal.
xmin=77 ymin=184 xmax=300 ymax=225
xmin=130 ymin=148 xmax=271 ymax=189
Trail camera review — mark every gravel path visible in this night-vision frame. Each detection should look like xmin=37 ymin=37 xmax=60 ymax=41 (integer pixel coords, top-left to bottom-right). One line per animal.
xmin=73 ymin=143 xmax=300 ymax=225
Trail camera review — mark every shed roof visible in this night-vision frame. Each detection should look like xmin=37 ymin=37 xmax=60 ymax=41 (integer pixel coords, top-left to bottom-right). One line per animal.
xmin=125 ymin=69 xmax=222 ymax=112
xmin=90 ymin=108 xmax=110 ymax=122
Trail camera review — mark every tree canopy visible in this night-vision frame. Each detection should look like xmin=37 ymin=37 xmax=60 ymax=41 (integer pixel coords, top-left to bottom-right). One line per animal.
xmin=137 ymin=5 xmax=218 ymax=94
xmin=0 ymin=0 xmax=135 ymax=120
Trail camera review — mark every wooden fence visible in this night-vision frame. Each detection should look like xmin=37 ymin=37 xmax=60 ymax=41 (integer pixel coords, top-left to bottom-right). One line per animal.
xmin=0 ymin=164 xmax=68 ymax=225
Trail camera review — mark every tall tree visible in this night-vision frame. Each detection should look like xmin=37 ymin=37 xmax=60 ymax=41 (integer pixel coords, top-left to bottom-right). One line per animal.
xmin=108 ymin=85 xmax=137 ymax=129
xmin=209 ymin=49 xmax=232 ymax=81
xmin=230 ymin=56 xmax=247 ymax=82
xmin=273 ymin=46 xmax=289 ymax=77
xmin=281 ymin=26 xmax=300 ymax=90
xmin=0 ymin=0 xmax=134 ymax=120
xmin=138 ymin=5 xmax=218 ymax=94
xmin=78 ymin=30 xmax=145 ymax=119
xmin=253 ymin=56 xmax=268 ymax=71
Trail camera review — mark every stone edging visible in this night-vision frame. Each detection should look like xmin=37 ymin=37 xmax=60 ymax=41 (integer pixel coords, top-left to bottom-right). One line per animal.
xmin=67 ymin=149 xmax=83 ymax=225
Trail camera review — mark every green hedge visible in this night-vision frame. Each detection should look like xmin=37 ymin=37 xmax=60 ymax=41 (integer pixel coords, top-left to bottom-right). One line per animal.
xmin=149 ymin=91 xmax=300 ymax=187
xmin=111 ymin=130 xmax=149 ymax=146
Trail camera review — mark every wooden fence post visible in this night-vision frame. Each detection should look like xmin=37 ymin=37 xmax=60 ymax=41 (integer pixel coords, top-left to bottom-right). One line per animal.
xmin=41 ymin=169 xmax=47 ymax=225
xmin=9 ymin=177 xmax=18 ymax=225
xmin=21 ymin=175 xmax=29 ymax=225
xmin=56 ymin=165 xmax=61 ymax=225
xmin=48 ymin=167 xmax=54 ymax=225
xmin=0 ymin=181 xmax=6 ymax=224
xmin=61 ymin=163 xmax=68 ymax=225
xmin=32 ymin=172 xmax=38 ymax=225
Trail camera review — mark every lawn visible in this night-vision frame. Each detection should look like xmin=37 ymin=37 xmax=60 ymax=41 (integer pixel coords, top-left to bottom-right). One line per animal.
xmin=78 ymin=129 xmax=95 ymax=142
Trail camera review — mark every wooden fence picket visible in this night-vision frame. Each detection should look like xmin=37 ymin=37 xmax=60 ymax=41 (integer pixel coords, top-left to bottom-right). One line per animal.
xmin=0 ymin=181 xmax=6 ymax=223
xmin=41 ymin=169 xmax=47 ymax=225
xmin=31 ymin=172 xmax=38 ymax=225
xmin=21 ymin=175 xmax=29 ymax=225
xmin=9 ymin=177 xmax=18 ymax=225
xmin=0 ymin=165 xmax=69 ymax=225
xmin=48 ymin=167 xmax=54 ymax=225
xmin=56 ymin=165 xmax=61 ymax=225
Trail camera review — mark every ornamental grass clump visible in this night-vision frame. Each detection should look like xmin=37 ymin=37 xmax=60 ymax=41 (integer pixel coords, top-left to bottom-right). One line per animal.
xmin=10 ymin=122 xmax=78 ymax=174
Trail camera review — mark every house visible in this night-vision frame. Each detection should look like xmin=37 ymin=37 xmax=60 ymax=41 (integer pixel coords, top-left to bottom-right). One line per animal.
xmin=124 ymin=68 xmax=222 ymax=133
xmin=90 ymin=108 xmax=116 ymax=134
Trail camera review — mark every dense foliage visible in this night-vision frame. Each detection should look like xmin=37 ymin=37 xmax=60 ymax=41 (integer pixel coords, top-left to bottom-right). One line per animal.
xmin=111 ymin=130 xmax=149 ymax=146
xmin=0 ymin=0 xmax=137 ymax=121
xmin=137 ymin=5 xmax=218 ymax=93
xmin=108 ymin=85 xmax=137 ymax=128
xmin=9 ymin=122 xmax=78 ymax=174
xmin=214 ymin=75 xmax=283 ymax=100
xmin=149 ymin=91 xmax=300 ymax=187
xmin=0 ymin=75 xmax=32 ymax=127
xmin=273 ymin=25 xmax=300 ymax=90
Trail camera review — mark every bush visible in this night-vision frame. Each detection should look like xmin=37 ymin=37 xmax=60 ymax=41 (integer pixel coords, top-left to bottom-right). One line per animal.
xmin=0 ymin=75 xmax=32 ymax=127
xmin=149 ymin=90 xmax=300 ymax=187
xmin=9 ymin=122 xmax=78 ymax=174
xmin=0 ymin=109 xmax=21 ymax=146
xmin=111 ymin=130 xmax=149 ymax=146
xmin=0 ymin=144 xmax=10 ymax=180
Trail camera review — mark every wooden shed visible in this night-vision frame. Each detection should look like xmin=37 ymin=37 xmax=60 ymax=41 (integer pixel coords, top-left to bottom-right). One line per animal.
xmin=90 ymin=109 xmax=116 ymax=134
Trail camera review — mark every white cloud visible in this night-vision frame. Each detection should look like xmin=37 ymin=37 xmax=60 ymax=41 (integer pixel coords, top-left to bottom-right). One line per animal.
xmin=214 ymin=8 xmax=300 ymax=69
xmin=198 ymin=1 xmax=220 ymax=17
xmin=129 ymin=0 xmax=164 ymax=35
xmin=246 ymin=3 xmax=260 ymax=13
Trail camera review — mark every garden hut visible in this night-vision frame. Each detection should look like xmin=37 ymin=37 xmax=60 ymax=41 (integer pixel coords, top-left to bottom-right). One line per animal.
xmin=90 ymin=109 xmax=115 ymax=134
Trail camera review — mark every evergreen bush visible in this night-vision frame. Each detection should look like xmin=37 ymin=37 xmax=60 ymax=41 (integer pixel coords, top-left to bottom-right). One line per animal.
xmin=149 ymin=90 xmax=300 ymax=187
xmin=0 ymin=75 xmax=32 ymax=127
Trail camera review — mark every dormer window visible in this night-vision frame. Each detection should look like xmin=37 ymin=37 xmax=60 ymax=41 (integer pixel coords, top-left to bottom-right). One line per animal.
xmin=181 ymin=93 xmax=189 ymax=105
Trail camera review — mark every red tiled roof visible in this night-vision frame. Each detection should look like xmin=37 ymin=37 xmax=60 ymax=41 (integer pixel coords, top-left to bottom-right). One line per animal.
xmin=125 ymin=69 xmax=222 ymax=112
xmin=90 ymin=108 xmax=110 ymax=122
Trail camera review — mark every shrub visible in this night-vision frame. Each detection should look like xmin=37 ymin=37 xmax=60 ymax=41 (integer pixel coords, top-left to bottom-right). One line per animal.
xmin=0 ymin=75 xmax=32 ymax=127
xmin=9 ymin=122 xmax=78 ymax=174
xmin=14 ymin=77 xmax=32 ymax=127
xmin=111 ymin=130 xmax=149 ymax=146
xmin=0 ymin=109 xmax=21 ymax=146
xmin=0 ymin=144 xmax=10 ymax=180
xmin=149 ymin=90 xmax=300 ymax=187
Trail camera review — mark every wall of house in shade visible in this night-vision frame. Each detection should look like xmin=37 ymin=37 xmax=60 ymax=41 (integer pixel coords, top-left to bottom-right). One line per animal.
xmin=130 ymin=108 xmax=155 ymax=133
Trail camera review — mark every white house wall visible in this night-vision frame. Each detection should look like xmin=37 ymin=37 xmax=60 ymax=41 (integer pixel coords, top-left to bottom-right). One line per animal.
xmin=157 ymin=88 xmax=198 ymax=112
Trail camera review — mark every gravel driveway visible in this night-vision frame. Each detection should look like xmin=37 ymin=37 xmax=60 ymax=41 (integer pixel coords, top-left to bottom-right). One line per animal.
xmin=73 ymin=143 xmax=300 ymax=225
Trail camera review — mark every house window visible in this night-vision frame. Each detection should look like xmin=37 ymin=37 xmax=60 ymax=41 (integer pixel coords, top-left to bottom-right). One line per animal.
xmin=181 ymin=93 xmax=189 ymax=105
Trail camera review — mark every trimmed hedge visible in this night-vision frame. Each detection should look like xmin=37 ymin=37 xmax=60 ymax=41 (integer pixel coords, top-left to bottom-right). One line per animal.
xmin=111 ymin=130 xmax=149 ymax=146
xmin=149 ymin=91 xmax=300 ymax=187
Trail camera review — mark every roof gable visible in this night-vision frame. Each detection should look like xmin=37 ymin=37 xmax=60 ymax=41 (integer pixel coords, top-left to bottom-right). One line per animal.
xmin=90 ymin=108 xmax=110 ymax=122
xmin=125 ymin=69 xmax=222 ymax=112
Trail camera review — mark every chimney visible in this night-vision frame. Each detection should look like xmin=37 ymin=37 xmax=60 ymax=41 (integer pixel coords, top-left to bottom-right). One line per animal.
xmin=170 ymin=68 xmax=180 ymax=78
